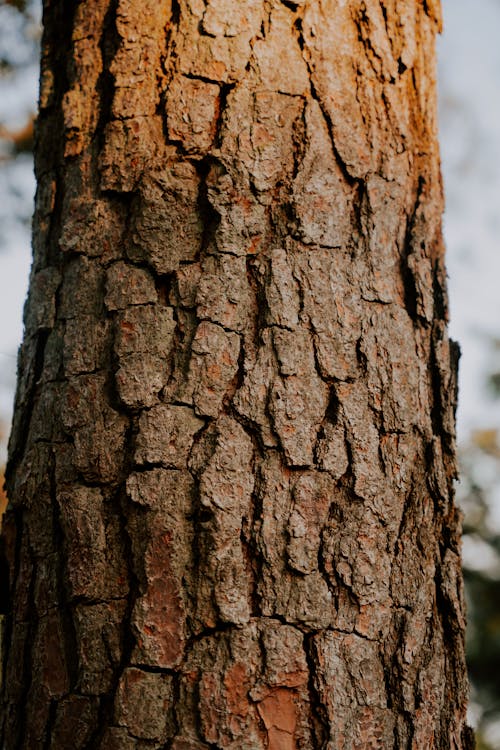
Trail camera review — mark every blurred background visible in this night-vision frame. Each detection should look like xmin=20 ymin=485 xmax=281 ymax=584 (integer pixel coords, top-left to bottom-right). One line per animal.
xmin=0 ymin=0 xmax=499 ymax=745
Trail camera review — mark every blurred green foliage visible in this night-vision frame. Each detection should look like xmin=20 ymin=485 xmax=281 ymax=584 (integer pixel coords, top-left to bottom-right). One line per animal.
xmin=459 ymin=423 xmax=500 ymax=746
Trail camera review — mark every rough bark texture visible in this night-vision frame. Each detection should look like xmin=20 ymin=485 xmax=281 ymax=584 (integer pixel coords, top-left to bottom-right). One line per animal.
xmin=1 ymin=0 xmax=472 ymax=748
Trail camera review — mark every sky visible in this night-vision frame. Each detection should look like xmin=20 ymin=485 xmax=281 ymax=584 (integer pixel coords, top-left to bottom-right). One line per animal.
xmin=439 ymin=0 xmax=500 ymax=438
xmin=0 ymin=0 xmax=499 ymax=455
xmin=0 ymin=0 xmax=38 ymax=447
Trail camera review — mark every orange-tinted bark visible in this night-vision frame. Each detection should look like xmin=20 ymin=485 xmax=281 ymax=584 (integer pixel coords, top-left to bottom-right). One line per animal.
xmin=1 ymin=1 xmax=473 ymax=748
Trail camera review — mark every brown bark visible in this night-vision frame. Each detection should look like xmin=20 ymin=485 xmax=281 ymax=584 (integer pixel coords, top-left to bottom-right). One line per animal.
xmin=1 ymin=0 xmax=472 ymax=748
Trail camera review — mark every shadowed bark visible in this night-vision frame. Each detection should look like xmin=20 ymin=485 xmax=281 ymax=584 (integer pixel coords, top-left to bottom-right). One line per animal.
xmin=1 ymin=0 xmax=473 ymax=748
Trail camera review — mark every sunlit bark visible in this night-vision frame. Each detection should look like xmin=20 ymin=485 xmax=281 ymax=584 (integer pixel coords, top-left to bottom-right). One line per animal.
xmin=1 ymin=1 xmax=472 ymax=747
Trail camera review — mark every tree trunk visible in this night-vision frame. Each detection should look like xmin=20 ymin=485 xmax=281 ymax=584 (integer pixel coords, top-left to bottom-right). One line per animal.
xmin=1 ymin=0 xmax=472 ymax=748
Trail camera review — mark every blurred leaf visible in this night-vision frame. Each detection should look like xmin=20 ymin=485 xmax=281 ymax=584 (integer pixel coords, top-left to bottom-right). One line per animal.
xmin=475 ymin=733 xmax=496 ymax=750
xmin=2 ymin=0 xmax=27 ymax=11
xmin=471 ymin=429 xmax=500 ymax=457
xmin=488 ymin=372 xmax=500 ymax=398
xmin=0 ymin=116 xmax=34 ymax=157
xmin=463 ymin=535 xmax=500 ymax=724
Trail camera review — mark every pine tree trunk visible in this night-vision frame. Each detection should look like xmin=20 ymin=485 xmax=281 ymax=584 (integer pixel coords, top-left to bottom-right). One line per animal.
xmin=1 ymin=1 xmax=473 ymax=747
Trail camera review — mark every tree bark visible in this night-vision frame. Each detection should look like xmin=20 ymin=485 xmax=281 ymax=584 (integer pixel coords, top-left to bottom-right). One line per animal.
xmin=1 ymin=0 xmax=472 ymax=748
